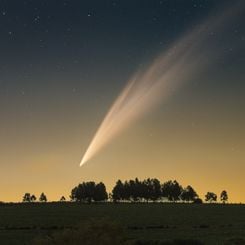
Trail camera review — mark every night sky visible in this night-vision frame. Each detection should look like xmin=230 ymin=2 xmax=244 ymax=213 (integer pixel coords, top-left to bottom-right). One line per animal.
xmin=0 ymin=0 xmax=244 ymax=202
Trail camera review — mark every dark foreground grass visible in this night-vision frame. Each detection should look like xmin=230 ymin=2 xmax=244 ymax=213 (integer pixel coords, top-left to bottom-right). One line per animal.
xmin=0 ymin=203 xmax=244 ymax=244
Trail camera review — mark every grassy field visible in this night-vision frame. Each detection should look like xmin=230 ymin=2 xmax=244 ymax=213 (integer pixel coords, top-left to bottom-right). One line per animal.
xmin=0 ymin=203 xmax=244 ymax=244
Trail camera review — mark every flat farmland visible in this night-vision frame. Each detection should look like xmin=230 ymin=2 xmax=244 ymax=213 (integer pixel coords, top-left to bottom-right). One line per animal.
xmin=0 ymin=203 xmax=244 ymax=244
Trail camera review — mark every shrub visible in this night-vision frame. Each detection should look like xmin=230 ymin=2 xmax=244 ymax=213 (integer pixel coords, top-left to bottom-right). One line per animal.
xmin=193 ymin=198 xmax=203 ymax=204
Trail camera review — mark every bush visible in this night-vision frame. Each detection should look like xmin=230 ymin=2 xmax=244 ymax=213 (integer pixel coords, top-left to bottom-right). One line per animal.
xmin=193 ymin=198 xmax=203 ymax=204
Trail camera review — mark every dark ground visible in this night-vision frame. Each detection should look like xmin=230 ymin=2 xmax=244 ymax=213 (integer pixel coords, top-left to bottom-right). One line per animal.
xmin=0 ymin=203 xmax=244 ymax=244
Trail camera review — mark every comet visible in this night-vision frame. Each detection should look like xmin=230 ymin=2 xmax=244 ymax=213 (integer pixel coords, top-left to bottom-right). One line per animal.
xmin=80 ymin=2 xmax=244 ymax=166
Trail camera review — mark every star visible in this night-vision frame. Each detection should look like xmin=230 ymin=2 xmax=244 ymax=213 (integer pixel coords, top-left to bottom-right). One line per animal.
xmin=34 ymin=15 xmax=40 ymax=23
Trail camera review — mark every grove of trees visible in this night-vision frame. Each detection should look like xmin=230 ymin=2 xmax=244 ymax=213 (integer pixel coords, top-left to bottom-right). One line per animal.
xmin=70 ymin=181 xmax=108 ymax=203
xmin=23 ymin=193 xmax=36 ymax=202
xmin=23 ymin=193 xmax=47 ymax=203
xmin=21 ymin=179 xmax=229 ymax=204
xmin=111 ymin=178 xmax=199 ymax=203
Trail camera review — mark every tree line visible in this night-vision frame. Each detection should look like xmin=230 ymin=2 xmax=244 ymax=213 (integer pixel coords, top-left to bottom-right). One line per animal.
xmin=22 ymin=178 xmax=228 ymax=204
xmin=110 ymin=179 xmax=227 ymax=203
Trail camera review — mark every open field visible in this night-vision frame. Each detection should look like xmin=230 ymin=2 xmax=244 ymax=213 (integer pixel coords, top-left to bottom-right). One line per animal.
xmin=0 ymin=203 xmax=244 ymax=244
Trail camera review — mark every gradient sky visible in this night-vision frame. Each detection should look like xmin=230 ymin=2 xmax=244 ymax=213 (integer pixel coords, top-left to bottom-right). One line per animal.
xmin=0 ymin=0 xmax=244 ymax=202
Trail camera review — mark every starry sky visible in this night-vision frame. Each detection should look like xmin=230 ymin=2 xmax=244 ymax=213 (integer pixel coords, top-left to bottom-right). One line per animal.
xmin=0 ymin=0 xmax=244 ymax=202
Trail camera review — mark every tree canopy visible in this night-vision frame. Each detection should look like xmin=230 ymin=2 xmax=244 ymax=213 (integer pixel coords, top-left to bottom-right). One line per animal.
xmin=70 ymin=181 xmax=108 ymax=203
xmin=112 ymin=178 xmax=198 ymax=203
xmin=205 ymin=192 xmax=217 ymax=203
xmin=39 ymin=192 xmax=47 ymax=202
xmin=23 ymin=193 xmax=36 ymax=202
xmin=220 ymin=190 xmax=228 ymax=203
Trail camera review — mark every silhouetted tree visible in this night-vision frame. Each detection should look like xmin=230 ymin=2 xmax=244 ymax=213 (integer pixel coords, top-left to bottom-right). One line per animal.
xmin=128 ymin=179 xmax=138 ymax=201
xmin=70 ymin=181 xmax=108 ymax=203
xmin=123 ymin=181 xmax=131 ymax=201
xmin=136 ymin=178 xmax=148 ymax=201
xmin=220 ymin=190 xmax=228 ymax=203
xmin=162 ymin=180 xmax=183 ymax=202
xmin=112 ymin=178 xmax=162 ymax=202
xmin=60 ymin=196 xmax=66 ymax=202
xmin=70 ymin=186 xmax=78 ymax=201
xmin=39 ymin=192 xmax=47 ymax=202
xmin=23 ymin=193 xmax=31 ymax=202
xmin=30 ymin=194 xmax=36 ymax=202
xmin=112 ymin=180 xmax=124 ymax=202
xmin=145 ymin=178 xmax=161 ymax=201
xmin=94 ymin=182 xmax=108 ymax=202
xmin=84 ymin=181 xmax=96 ymax=203
xmin=70 ymin=182 xmax=94 ymax=203
xmin=180 ymin=185 xmax=198 ymax=202
xmin=205 ymin=192 xmax=217 ymax=203
xmin=153 ymin=178 xmax=162 ymax=201
xmin=111 ymin=178 xmax=231 ymax=204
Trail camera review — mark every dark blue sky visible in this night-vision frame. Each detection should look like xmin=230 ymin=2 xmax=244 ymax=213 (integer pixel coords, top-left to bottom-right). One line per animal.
xmin=0 ymin=0 xmax=228 ymax=77
xmin=0 ymin=0 xmax=243 ymax=94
